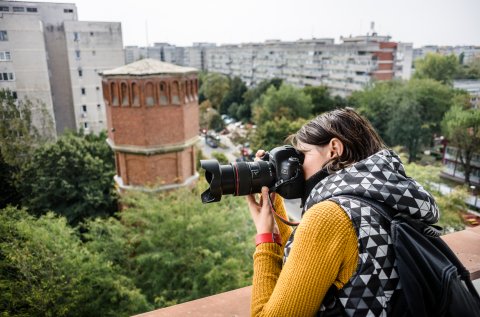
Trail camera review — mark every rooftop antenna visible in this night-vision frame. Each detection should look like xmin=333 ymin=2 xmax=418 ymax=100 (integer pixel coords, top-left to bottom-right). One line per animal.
xmin=370 ymin=21 xmax=376 ymax=36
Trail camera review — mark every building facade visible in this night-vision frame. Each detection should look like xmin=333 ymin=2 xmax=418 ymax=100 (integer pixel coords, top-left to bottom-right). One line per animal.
xmin=203 ymin=34 xmax=412 ymax=97
xmin=101 ymin=59 xmax=199 ymax=191
xmin=0 ymin=1 xmax=124 ymax=135
xmin=126 ymin=34 xmax=412 ymax=97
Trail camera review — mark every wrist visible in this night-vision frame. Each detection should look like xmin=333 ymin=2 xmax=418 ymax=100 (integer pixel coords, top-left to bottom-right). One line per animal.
xmin=255 ymin=232 xmax=282 ymax=247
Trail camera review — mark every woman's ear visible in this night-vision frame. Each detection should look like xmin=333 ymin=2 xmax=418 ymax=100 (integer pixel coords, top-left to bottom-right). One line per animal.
xmin=329 ymin=138 xmax=344 ymax=158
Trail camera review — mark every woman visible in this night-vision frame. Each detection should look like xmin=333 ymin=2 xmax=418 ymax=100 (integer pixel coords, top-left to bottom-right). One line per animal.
xmin=246 ymin=108 xmax=439 ymax=316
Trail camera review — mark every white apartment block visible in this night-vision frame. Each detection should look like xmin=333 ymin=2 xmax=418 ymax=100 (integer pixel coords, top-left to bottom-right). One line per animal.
xmin=204 ymin=35 xmax=413 ymax=97
xmin=413 ymin=45 xmax=480 ymax=64
xmin=0 ymin=1 xmax=124 ymax=135
xmin=64 ymin=21 xmax=124 ymax=134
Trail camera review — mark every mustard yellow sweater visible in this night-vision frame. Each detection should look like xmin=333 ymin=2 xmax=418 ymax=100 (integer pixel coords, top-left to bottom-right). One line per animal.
xmin=251 ymin=197 xmax=359 ymax=317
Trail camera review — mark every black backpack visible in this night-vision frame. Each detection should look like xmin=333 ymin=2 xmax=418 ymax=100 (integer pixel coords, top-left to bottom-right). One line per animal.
xmin=339 ymin=195 xmax=480 ymax=317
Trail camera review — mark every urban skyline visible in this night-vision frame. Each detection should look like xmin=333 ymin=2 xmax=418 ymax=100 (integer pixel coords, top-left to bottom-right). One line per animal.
xmin=25 ymin=0 xmax=480 ymax=48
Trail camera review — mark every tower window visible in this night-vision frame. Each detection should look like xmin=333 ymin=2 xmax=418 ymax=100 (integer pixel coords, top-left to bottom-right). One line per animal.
xmin=81 ymin=87 xmax=86 ymax=95
xmin=78 ymin=68 xmax=83 ymax=77
xmin=75 ymin=50 xmax=81 ymax=59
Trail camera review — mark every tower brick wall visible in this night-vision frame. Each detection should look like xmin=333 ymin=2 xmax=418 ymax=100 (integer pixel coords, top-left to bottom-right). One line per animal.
xmin=101 ymin=59 xmax=199 ymax=191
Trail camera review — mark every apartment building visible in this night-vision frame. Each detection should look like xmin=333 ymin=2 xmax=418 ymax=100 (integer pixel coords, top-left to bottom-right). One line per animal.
xmin=0 ymin=1 xmax=124 ymax=135
xmin=204 ymin=34 xmax=412 ymax=97
xmin=413 ymin=45 xmax=480 ymax=64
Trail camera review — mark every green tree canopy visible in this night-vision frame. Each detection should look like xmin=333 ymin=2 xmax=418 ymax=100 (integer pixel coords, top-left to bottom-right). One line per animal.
xmin=252 ymin=116 xmax=308 ymax=150
xmin=242 ymin=78 xmax=283 ymax=107
xmin=84 ymin=182 xmax=256 ymax=308
xmin=413 ymin=53 xmax=460 ymax=85
xmin=18 ymin=131 xmax=117 ymax=225
xmin=252 ymin=84 xmax=312 ymax=124
xmin=352 ymin=79 xmax=456 ymax=162
xmin=199 ymin=73 xmax=230 ymax=111
xmin=302 ymin=85 xmax=337 ymax=115
xmin=220 ymin=76 xmax=247 ymax=114
xmin=442 ymin=103 xmax=480 ymax=185
xmin=0 ymin=206 xmax=150 ymax=317
xmin=0 ymin=89 xmax=53 ymax=168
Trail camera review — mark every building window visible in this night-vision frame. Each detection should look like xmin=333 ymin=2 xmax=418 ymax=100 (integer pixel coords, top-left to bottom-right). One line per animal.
xmin=110 ymin=82 xmax=119 ymax=106
xmin=81 ymin=87 xmax=86 ymax=95
xmin=171 ymin=81 xmax=180 ymax=105
xmin=75 ymin=50 xmax=80 ymax=59
xmin=92 ymin=50 xmax=96 ymax=56
xmin=90 ymin=32 xmax=94 ymax=36
xmin=13 ymin=7 xmax=25 ymax=12
xmin=0 ymin=51 xmax=11 ymax=61
xmin=74 ymin=32 xmax=79 ymax=41
xmin=159 ymin=82 xmax=168 ymax=105
xmin=97 ymin=104 xmax=101 ymax=109
xmin=145 ymin=82 xmax=155 ymax=106
xmin=82 ymin=105 xmax=87 ymax=112
xmin=131 ymin=83 xmax=140 ymax=106
xmin=84 ymin=122 xmax=89 ymax=129
xmin=78 ymin=68 xmax=82 ymax=77
xmin=121 ymin=82 xmax=129 ymax=106
xmin=0 ymin=73 xmax=15 ymax=81
xmin=0 ymin=31 xmax=8 ymax=41
xmin=64 ymin=8 xmax=74 ymax=13
xmin=0 ymin=6 xmax=9 ymax=12
xmin=26 ymin=7 xmax=37 ymax=12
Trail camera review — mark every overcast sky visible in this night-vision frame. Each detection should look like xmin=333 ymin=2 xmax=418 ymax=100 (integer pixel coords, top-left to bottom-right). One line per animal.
xmin=36 ymin=0 xmax=480 ymax=47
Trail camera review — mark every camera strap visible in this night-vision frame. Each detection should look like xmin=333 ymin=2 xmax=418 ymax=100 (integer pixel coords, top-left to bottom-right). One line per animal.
xmin=267 ymin=192 xmax=300 ymax=227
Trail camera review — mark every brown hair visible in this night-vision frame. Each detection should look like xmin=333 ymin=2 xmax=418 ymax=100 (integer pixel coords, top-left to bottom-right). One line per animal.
xmin=287 ymin=107 xmax=386 ymax=172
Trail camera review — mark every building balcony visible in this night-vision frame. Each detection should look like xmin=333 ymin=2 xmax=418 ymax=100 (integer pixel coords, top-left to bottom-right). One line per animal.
xmin=133 ymin=226 xmax=480 ymax=317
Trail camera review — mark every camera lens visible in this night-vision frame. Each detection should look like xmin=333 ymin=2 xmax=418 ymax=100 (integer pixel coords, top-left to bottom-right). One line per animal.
xmin=200 ymin=160 xmax=275 ymax=203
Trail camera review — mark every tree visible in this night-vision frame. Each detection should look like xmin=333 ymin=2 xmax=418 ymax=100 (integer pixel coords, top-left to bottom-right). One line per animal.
xmin=252 ymin=84 xmax=312 ymax=124
xmin=199 ymin=73 xmax=230 ymax=111
xmin=18 ymin=132 xmax=118 ymax=225
xmin=302 ymin=85 xmax=336 ymax=115
xmin=0 ymin=89 xmax=55 ymax=207
xmin=456 ymin=57 xmax=480 ymax=80
xmin=84 ymin=182 xmax=256 ymax=308
xmin=252 ymin=117 xmax=308 ymax=151
xmin=353 ymin=79 xmax=455 ymax=162
xmin=220 ymin=76 xmax=247 ymax=114
xmin=0 ymin=206 xmax=150 ymax=317
xmin=442 ymin=104 xmax=480 ymax=185
xmin=242 ymin=78 xmax=283 ymax=107
xmin=413 ymin=53 xmax=459 ymax=85
xmin=349 ymin=80 xmax=401 ymax=141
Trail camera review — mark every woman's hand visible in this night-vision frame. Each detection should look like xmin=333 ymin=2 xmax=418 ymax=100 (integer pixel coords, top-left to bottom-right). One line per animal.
xmin=246 ymin=186 xmax=279 ymax=234
xmin=246 ymin=149 xmax=279 ymax=234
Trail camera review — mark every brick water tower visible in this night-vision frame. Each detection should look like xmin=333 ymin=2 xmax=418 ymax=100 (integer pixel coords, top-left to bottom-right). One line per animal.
xmin=101 ymin=59 xmax=199 ymax=191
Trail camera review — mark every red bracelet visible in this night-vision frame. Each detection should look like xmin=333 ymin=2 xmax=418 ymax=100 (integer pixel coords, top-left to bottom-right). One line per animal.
xmin=255 ymin=232 xmax=282 ymax=247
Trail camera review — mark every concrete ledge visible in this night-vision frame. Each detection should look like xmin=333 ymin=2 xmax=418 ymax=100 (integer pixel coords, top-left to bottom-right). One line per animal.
xmin=133 ymin=226 xmax=480 ymax=317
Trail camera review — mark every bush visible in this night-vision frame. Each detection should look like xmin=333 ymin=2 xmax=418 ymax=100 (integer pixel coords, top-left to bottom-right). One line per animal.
xmin=84 ymin=180 xmax=256 ymax=308
xmin=0 ymin=206 xmax=150 ymax=317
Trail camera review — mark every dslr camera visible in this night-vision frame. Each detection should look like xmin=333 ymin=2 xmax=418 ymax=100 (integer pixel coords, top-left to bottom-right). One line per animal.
xmin=200 ymin=145 xmax=305 ymax=203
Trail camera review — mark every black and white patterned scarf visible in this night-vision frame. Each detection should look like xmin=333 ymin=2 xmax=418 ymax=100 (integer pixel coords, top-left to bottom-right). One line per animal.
xmin=283 ymin=150 xmax=439 ymax=316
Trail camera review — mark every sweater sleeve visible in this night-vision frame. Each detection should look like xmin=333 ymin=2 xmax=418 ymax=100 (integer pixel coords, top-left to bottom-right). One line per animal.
xmin=251 ymin=200 xmax=359 ymax=317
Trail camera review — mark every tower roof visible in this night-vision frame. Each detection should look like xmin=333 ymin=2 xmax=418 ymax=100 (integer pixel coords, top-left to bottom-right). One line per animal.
xmin=102 ymin=59 xmax=197 ymax=76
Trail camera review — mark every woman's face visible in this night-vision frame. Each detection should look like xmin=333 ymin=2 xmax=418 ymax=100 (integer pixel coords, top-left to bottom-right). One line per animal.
xmin=296 ymin=141 xmax=334 ymax=180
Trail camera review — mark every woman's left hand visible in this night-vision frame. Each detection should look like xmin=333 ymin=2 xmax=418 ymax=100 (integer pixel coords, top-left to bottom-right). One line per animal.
xmin=246 ymin=186 xmax=279 ymax=235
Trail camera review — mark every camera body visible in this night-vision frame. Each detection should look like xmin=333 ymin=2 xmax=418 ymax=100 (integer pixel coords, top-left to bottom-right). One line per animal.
xmin=200 ymin=145 xmax=305 ymax=203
